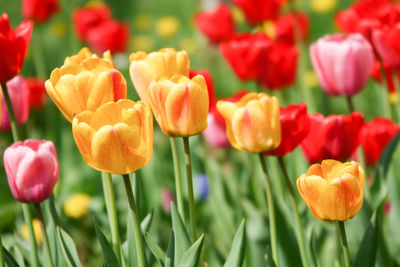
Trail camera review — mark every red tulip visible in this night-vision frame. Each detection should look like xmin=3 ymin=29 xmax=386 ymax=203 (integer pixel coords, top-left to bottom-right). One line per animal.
xmin=372 ymin=24 xmax=400 ymax=68
xmin=189 ymin=69 xmax=216 ymax=109
xmin=300 ymin=112 xmax=364 ymax=164
xmin=0 ymin=13 xmax=33 ymax=84
xmin=25 ymin=77 xmax=47 ymax=109
xmin=360 ymin=118 xmax=399 ymax=166
xmin=195 ymin=4 xmax=235 ymax=44
xmin=73 ymin=4 xmax=111 ymax=41
xmin=265 ymin=102 xmax=309 ymax=157
xmin=85 ymin=19 xmax=130 ymax=54
xmin=3 ymin=139 xmax=58 ymax=203
xmin=22 ymin=0 xmax=59 ymax=23
xmin=275 ymin=13 xmax=309 ymax=44
xmin=1 ymin=76 xmax=30 ymax=130
xmin=232 ymin=0 xmax=283 ymax=25
xmin=220 ymin=32 xmax=273 ymax=81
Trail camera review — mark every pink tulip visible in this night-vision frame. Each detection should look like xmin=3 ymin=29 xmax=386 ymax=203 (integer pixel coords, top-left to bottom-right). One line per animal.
xmin=3 ymin=139 xmax=59 ymax=203
xmin=310 ymin=33 xmax=374 ymax=96
xmin=1 ymin=75 xmax=30 ymax=130
xmin=202 ymin=112 xmax=230 ymax=148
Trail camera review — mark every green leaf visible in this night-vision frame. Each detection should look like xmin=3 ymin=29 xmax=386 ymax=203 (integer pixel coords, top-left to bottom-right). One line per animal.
xmin=57 ymin=227 xmax=83 ymax=267
xmin=93 ymin=218 xmax=120 ymax=267
xmin=141 ymin=209 xmax=154 ymax=233
xmin=353 ymin=213 xmax=379 ymax=267
xmin=165 ymin=232 xmax=175 ymax=267
xmin=11 ymin=246 xmax=25 ymax=267
xmin=144 ymin=232 xmax=166 ymax=266
xmin=3 ymin=246 xmax=19 ymax=267
xmin=223 ymin=219 xmax=246 ymax=267
xmin=171 ymin=202 xmax=191 ymax=263
xmin=177 ymin=234 xmax=204 ymax=267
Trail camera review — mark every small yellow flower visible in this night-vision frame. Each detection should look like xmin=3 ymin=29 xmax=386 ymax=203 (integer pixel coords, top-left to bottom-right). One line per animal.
xmin=179 ymin=38 xmax=197 ymax=55
xmin=50 ymin=21 xmax=67 ymax=38
xmin=231 ymin=6 xmax=245 ymax=24
xmin=155 ymin=16 xmax=180 ymax=38
xmin=389 ymin=92 xmax=398 ymax=105
xmin=63 ymin=194 xmax=92 ymax=219
xmin=304 ymin=70 xmax=319 ymax=88
xmin=311 ymin=0 xmax=337 ymax=14
xmin=134 ymin=13 xmax=153 ymax=32
xmin=130 ymin=35 xmax=154 ymax=52
xmin=21 ymin=219 xmax=42 ymax=244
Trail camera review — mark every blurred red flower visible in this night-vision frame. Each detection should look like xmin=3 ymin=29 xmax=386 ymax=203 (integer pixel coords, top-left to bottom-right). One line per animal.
xmin=189 ymin=69 xmax=216 ymax=109
xmin=0 ymin=13 xmax=33 ymax=83
xmin=275 ymin=12 xmax=309 ymax=44
xmin=265 ymin=102 xmax=310 ymax=157
xmin=300 ymin=112 xmax=364 ymax=164
xmin=233 ymin=0 xmax=283 ymax=25
xmin=25 ymin=77 xmax=47 ymax=109
xmin=73 ymin=4 xmax=111 ymax=41
xmin=22 ymin=0 xmax=59 ymax=23
xmin=195 ymin=4 xmax=235 ymax=44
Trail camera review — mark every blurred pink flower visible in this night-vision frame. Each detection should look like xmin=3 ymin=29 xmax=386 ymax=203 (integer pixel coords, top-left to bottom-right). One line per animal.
xmin=202 ymin=112 xmax=230 ymax=148
xmin=161 ymin=189 xmax=175 ymax=214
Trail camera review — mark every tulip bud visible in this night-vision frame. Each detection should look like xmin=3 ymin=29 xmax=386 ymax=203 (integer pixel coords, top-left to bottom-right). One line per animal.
xmin=217 ymin=92 xmax=281 ymax=154
xmin=297 ymin=160 xmax=364 ymax=221
xmin=310 ymin=33 xmax=374 ymax=96
xmin=129 ymin=48 xmax=189 ymax=103
xmin=3 ymin=139 xmax=59 ymax=203
xmin=72 ymin=99 xmax=153 ymax=175
xmin=148 ymin=75 xmax=209 ymax=137
xmin=45 ymin=47 xmax=127 ymax=122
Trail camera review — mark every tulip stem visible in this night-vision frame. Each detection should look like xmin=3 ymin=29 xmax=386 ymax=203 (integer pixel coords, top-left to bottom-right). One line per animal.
xmin=337 ymin=221 xmax=351 ymax=267
xmin=277 ymin=157 xmax=309 ymax=267
xmin=183 ymin=137 xmax=198 ymax=241
xmin=34 ymin=203 xmax=54 ymax=267
xmin=0 ymin=234 xmax=4 ymax=267
xmin=170 ymin=137 xmax=186 ymax=224
xmin=32 ymin=25 xmax=47 ymax=78
xmin=102 ymin=172 xmax=125 ymax=267
xmin=1 ymin=83 xmax=20 ymax=141
xmin=346 ymin=96 xmax=355 ymax=113
xmin=122 ymin=174 xmax=146 ymax=267
xmin=258 ymin=153 xmax=279 ymax=266
xmin=22 ymin=204 xmax=40 ymax=267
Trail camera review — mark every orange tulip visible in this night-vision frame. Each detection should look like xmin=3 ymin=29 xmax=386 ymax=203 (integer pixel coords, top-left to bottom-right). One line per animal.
xmin=148 ymin=74 xmax=209 ymax=137
xmin=72 ymin=99 xmax=153 ymax=174
xmin=216 ymin=92 xmax=281 ymax=153
xmin=45 ymin=47 xmax=126 ymax=122
xmin=297 ymin=160 xmax=364 ymax=221
xmin=129 ymin=48 xmax=189 ymax=103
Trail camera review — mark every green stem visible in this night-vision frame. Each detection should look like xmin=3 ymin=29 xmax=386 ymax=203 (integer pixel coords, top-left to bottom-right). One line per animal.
xmin=102 ymin=172 xmax=125 ymax=267
xmin=258 ymin=154 xmax=278 ymax=266
xmin=169 ymin=137 xmax=186 ymax=224
xmin=22 ymin=204 xmax=40 ymax=267
xmin=34 ymin=203 xmax=54 ymax=267
xmin=32 ymin=25 xmax=47 ymax=78
xmin=182 ymin=137 xmax=197 ymax=240
xmin=122 ymin=174 xmax=146 ymax=267
xmin=0 ymin=234 xmax=4 ymax=267
xmin=337 ymin=221 xmax=351 ymax=267
xmin=277 ymin=157 xmax=309 ymax=267
xmin=1 ymin=83 xmax=20 ymax=141
xmin=346 ymin=96 xmax=355 ymax=113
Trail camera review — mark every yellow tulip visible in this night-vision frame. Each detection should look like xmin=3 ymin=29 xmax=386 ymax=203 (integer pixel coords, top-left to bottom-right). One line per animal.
xmin=129 ymin=48 xmax=189 ymax=103
xmin=216 ymin=92 xmax=281 ymax=153
xmin=297 ymin=160 xmax=364 ymax=221
xmin=45 ymin=48 xmax=126 ymax=122
xmin=64 ymin=47 xmax=113 ymax=66
xmin=148 ymin=74 xmax=208 ymax=137
xmin=63 ymin=193 xmax=91 ymax=219
xmin=72 ymin=99 xmax=153 ymax=175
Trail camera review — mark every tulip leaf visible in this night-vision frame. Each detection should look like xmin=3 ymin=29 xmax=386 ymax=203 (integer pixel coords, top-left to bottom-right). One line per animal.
xmin=11 ymin=246 xmax=25 ymax=267
xmin=223 ymin=219 xmax=246 ymax=267
xmin=144 ymin=232 xmax=166 ymax=265
xmin=57 ymin=227 xmax=83 ymax=267
xmin=376 ymin=132 xmax=400 ymax=176
xmin=353 ymin=212 xmax=379 ymax=267
xmin=92 ymin=218 xmax=120 ymax=267
xmin=177 ymin=234 xmax=204 ymax=267
xmin=171 ymin=202 xmax=191 ymax=263
xmin=165 ymin=232 xmax=175 ymax=267
xmin=3 ymin=246 xmax=19 ymax=267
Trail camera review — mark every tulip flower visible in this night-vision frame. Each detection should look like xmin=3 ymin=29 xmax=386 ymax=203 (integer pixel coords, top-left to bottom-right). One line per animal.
xmin=148 ymin=75 xmax=209 ymax=137
xmin=189 ymin=69 xmax=216 ymax=110
xmin=129 ymin=48 xmax=189 ymax=103
xmin=265 ymin=102 xmax=310 ymax=157
xmin=22 ymin=0 xmax=59 ymax=23
xmin=1 ymin=76 xmax=30 ymax=130
xmin=360 ymin=118 xmax=399 ymax=166
xmin=195 ymin=4 xmax=235 ymax=44
xmin=301 ymin=112 xmax=364 ymax=164
xmin=275 ymin=13 xmax=309 ymax=44
xmin=45 ymin=48 xmax=127 ymax=122
xmin=0 ymin=13 xmax=33 ymax=84
xmin=63 ymin=193 xmax=91 ymax=219
xmin=297 ymin=160 xmax=364 ymax=221
xmin=72 ymin=99 xmax=153 ymax=174
xmin=3 ymin=139 xmax=59 ymax=203
xmin=25 ymin=77 xmax=47 ymax=109
xmin=310 ymin=33 xmax=374 ymax=96
xmin=372 ymin=25 xmax=400 ymax=68
xmin=217 ymin=92 xmax=281 ymax=154
xmin=161 ymin=189 xmax=174 ymax=214
xmin=232 ymin=0 xmax=282 ymax=25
